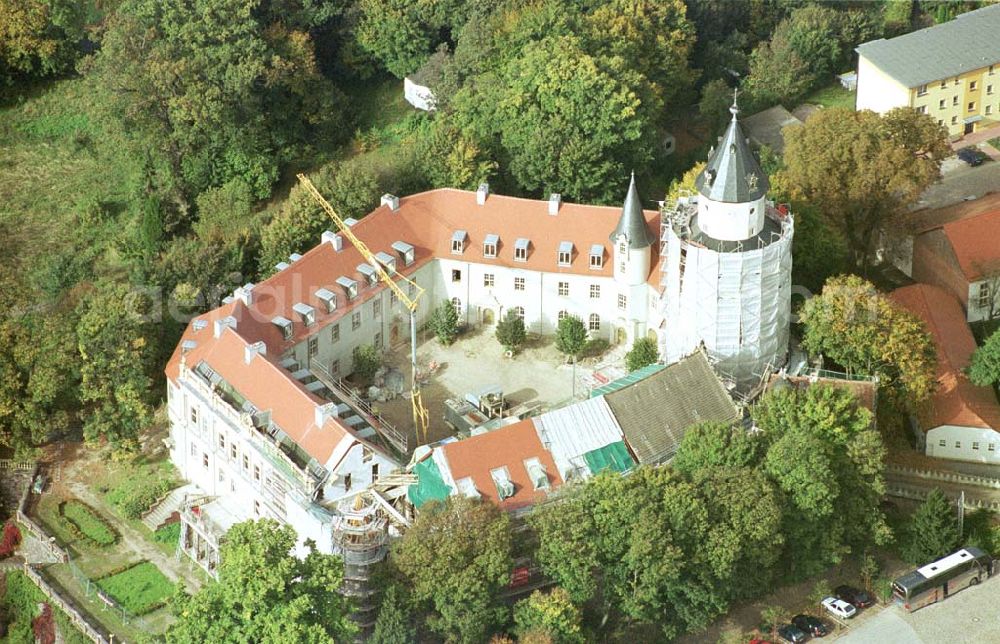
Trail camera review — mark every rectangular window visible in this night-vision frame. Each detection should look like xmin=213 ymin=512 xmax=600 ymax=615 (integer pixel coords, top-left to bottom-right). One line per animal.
xmin=243 ymin=454 xmax=249 ymax=471
xmin=618 ymin=294 xmax=627 ymax=310
xmin=987 ymin=105 xmax=994 ymax=115
xmin=970 ymin=80 xmax=978 ymax=91
xmin=483 ymin=242 xmax=497 ymax=258
xmin=254 ymin=500 xmax=260 ymax=516
xmin=590 ymin=284 xmax=600 ymax=299
xmin=940 ymin=79 xmax=947 ymax=89
xmin=514 ymin=277 xmax=525 ymax=291
xmin=968 ymin=101 xmax=976 ymax=112
xmin=939 ymin=99 xmax=946 ymax=109
xmin=991 ymin=444 xmax=996 ymax=452
xmin=408 ymin=282 xmax=416 ymax=297
xmin=514 ymin=246 xmax=527 ymax=261
xmin=973 ymin=442 xmax=980 ymax=450
xmin=588 ymin=314 xmax=600 ymax=332
xmin=483 ymin=273 xmax=494 ymax=288
xmin=978 ymin=283 xmax=991 ymax=309
xmin=373 ymin=299 xmax=381 ymax=317
xmin=331 ymin=359 xmax=340 ymax=375
xmin=955 ymin=77 xmax=961 ymax=86
xmin=939 ymin=439 xmax=947 ymax=447
xmin=390 ymin=289 xmax=397 ymax=305
xmin=308 ymin=336 xmax=318 ymax=357
xmin=952 ymin=115 xmax=958 ymax=124
xmin=618 ymin=262 xmax=626 ymax=274
xmin=330 ymin=323 xmax=340 ymax=343
xmin=190 ymin=406 xmax=199 ymax=425
xmin=558 ymin=250 xmax=571 ymax=265
xmin=589 ymin=252 xmax=603 ymax=269
xmin=254 ymin=464 xmax=261 ymax=481
xmin=991 ymin=65 xmax=996 ymax=75
xmin=558 ymin=281 xmax=569 ymax=297
xmin=916 ymin=105 xmax=927 ymax=115
xmin=372 ymin=463 xmax=379 ymax=481
xmin=938 ymin=119 xmax=944 ymax=126
xmin=451 ymin=269 xmax=461 ymax=283
xmin=917 ymin=84 xmax=928 ymax=96
xmin=953 ymin=95 xmax=959 ymax=106
xmin=451 ymin=239 xmax=463 ymax=253
xmin=202 ymin=453 xmax=209 ymax=469
xmin=955 ymin=441 xmax=962 ymax=449
xmin=374 ymin=331 xmax=382 ymax=348
xmin=352 ymin=311 xmax=361 ymax=330
xmin=230 ymin=444 xmax=237 ymax=460
xmin=344 ymin=473 xmax=352 ymax=492
xmin=218 ymin=434 xmax=226 ymax=450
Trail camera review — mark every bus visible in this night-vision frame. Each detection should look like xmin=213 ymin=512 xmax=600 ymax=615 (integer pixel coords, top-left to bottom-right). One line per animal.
xmin=892 ymin=547 xmax=994 ymax=612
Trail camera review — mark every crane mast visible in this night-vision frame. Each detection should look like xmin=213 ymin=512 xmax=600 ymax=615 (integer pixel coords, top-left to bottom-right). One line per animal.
xmin=297 ymin=174 xmax=430 ymax=445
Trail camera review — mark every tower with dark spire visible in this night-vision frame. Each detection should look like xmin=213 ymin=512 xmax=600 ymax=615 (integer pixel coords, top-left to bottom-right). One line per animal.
xmin=610 ymin=172 xmax=654 ymax=345
xmin=658 ymin=94 xmax=794 ymax=393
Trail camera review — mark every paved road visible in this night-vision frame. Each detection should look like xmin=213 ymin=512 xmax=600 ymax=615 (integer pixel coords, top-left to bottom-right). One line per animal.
xmin=836 ymin=578 xmax=1000 ymax=643
xmin=914 ymin=159 xmax=1000 ymax=211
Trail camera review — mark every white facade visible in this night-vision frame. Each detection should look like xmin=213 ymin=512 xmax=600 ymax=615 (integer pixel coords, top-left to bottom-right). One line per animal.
xmin=856 ymin=55 xmax=911 ymax=114
xmin=967 ymin=279 xmax=998 ymax=323
xmin=403 ymin=77 xmax=436 ymax=111
xmin=926 ymin=425 xmax=1000 ymax=464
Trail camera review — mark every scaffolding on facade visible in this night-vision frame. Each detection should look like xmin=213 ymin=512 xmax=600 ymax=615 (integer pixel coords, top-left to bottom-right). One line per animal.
xmin=332 ymin=492 xmax=390 ymax=631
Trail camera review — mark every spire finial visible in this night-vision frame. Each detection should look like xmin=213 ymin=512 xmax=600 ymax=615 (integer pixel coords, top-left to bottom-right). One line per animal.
xmin=730 ymin=88 xmax=740 ymax=120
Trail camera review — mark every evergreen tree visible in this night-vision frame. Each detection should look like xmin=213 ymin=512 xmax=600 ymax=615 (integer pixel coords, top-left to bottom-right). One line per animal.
xmin=430 ymin=299 xmax=460 ymax=346
xmin=370 ymin=586 xmax=417 ymax=644
xmin=903 ymin=488 xmax=961 ymax=565
xmin=968 ymin=329 xmax=1000 ymax=388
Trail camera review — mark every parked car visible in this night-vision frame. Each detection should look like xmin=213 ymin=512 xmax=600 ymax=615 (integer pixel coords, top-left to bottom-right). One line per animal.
xmin=957 ymin=147 xmax=989 ymax=166
xmin=835 ymin=584 xmax=875 ymax=609
xmin=821 ymin=596 xmax=857 ymax=620
xmin=792 ymin=614 xmax=829 ymax=637
xmin=776 ymin=623 xmax=808 ymax=644
xmin=31 ymin=475 xmax=46 ymax=495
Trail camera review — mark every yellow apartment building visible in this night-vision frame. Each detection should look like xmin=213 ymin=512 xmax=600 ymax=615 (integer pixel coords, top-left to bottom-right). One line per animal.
xmin=855 ymin=3 xmax=1000 ymax=138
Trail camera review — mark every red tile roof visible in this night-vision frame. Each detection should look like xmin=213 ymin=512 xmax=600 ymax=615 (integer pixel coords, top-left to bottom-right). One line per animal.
xmin=441 ymin=418 xmax=563 ymax=511
xmin=940 ymin=207 xmax=1000 ymax=281
xmin=165 ymin=187 xmax=658 ymax=467
xmin=891 ymin=284 xmax=1000 ymax=432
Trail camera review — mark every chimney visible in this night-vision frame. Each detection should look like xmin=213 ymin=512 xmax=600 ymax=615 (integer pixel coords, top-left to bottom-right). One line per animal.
xmin=213 ymin=316 xmax=237 ymax=338
xmin=244 ymin=340 xmax=266 ymax=364
xmin=315 ymin=402 xmax=337 ymax=427
xmin=476 ymin=182 xmax=489 ymax=205
xmin=548 ymin=193 xmax=561 ymax=215
xmin=234 ymin=283 xmax=254 ymax=306
xmin=381 ymin=194 xmax=400 ymax=212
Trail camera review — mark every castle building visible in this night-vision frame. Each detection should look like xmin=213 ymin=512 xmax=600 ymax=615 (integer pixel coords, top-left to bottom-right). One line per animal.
xmin=660 ymin=102 xmax=794 ymax=392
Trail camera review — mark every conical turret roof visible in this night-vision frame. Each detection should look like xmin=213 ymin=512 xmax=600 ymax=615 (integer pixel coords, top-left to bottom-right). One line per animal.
xmin=695 ymin=97 xmax=768 ymax=204
xmin=610 ymin=172 xmax=656 ymax=249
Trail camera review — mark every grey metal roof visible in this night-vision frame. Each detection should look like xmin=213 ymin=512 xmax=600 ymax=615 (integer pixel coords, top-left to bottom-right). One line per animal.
xmin=603 ymin=351 xmax=739 ymax=465
xmin=514 ymin=238 xmax=530 ymax=250
xmin=856 ymin=4 xmax=1000 ymax=89
xmin=558 ymin=241 xmax=573 ymax=253
xmin=695 ymin=102 xmax=769 ymax=204
xmin=610 ymin=173 xmax=656 ymax=249
xmin=590 ymin=244 xmax=604 ymax=256
xmin=484 ymin=233 xmax=499 ymax=245
xmin=451 ymin=230 xmax=467 ymax=243
xmin=391 ymin=240 xmax=413 ymax=254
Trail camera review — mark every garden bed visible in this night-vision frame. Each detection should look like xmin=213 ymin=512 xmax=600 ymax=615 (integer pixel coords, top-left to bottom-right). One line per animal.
xmin=95 ymin=561 xmax=173 ymax=616
xmin=59 ymin=501 xmax=117 ymax=547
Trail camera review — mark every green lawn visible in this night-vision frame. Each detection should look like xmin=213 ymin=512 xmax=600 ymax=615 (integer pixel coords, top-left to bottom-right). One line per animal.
xmin=987 ymin=136 xmax=1000 ymax=151
xmin=153 ymin=522 xmax=180 ymax=546
xmin=96 ymin=561 xmax=174 ymax=615
xmin=62 ymin=500 xmax=117 ymax=547
xmin=101 ymin=459 xmax=176 ymax=520
xmin=803 ymin=83 xmax=856 ymax=110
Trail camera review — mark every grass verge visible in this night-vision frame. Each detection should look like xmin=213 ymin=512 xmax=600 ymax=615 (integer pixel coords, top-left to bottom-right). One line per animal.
xmin=61 ymin=500 xmax=117 ymax=547
xmin=803 ymin=83 xmax=856 ymax=110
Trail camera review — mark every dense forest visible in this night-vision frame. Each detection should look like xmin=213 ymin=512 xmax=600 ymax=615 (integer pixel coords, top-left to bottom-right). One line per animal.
xmin=0 ymin=0 xmax=984 ymax=457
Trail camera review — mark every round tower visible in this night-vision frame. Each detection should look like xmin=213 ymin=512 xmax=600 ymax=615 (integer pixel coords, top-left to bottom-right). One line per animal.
xmin=611 ymin=172 xmax=654 ymax=288
xmin=659 ymin=96 xmax=793 ymax=394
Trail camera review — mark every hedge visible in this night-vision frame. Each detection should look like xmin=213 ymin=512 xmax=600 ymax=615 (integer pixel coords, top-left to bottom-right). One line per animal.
xmin=59 ymin=501 xmax=117 ymax=547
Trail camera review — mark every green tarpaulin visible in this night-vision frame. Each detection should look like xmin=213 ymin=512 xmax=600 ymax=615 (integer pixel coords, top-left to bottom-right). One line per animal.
xmin=407 ymin=457 xmax=452 ymax=508
xmin=583 ymin=441 xmax=634 ymax=475
xmin=589 ymin=363 xmax=667 ymax=397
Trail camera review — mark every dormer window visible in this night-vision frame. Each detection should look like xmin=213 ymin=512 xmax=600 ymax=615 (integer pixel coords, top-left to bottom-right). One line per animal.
xmin=358 ymin=263 xmax=378 ymax=287
xmin=490 ymin=466 xmax=515 ymax=500
xmin=336 ymin=276 xmax=358 ymax=300
xmin=292 ymin=303 xmax=316 ymax=327
xmin=558 ymin=241 xmax=573 ymax=267
xmin=451 ymin=230 xmax=467 ymax=254
xmin=524 ymin=458 xmax=549 ymax=490
xmin=514 ymin=238 xmax=530 ymax=262
xmin=483 ymin=234 xmax=499 ymax=258
xmin=315 ymin=288 xmax=337 ymax=313
xmin=272 ymin=316 xmax=293 ymax=340
xmin=589 ymin=245 xmax=604 ymax=269
xmin=374 ymin=251 xmax=396 ymax=275
xmin=392 ymin=241 xmax=415 ymax=266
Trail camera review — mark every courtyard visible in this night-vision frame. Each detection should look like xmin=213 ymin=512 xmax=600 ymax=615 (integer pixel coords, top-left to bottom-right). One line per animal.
xmin=374 ymin=325 xmax=626 ymax=450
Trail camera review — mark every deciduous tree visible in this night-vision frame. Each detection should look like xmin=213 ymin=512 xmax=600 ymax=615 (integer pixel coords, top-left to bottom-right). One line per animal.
xmin=671 ymin=422 xmax=761 ymax=478
xmin=799 ymin=275 xmax=937 ymax=407
xmin=496 ymin=310 xmax=526 ymax=354
xmin=166 ymin=520 xmax=356 ymax=643
xmin=555 ymin=316 xmax=587 ymax=360
xmin=392 ymin=496 xmax=512 ymax=643
xmin=0 ymin=0 xmax=85 ymax=84
xmin=513 ymin=587 xmax=585 ymax=644
xmin=625 ymin=337 xmax=659 ymax=372
xmin=781 ymin=108 xmax=949 ymax=269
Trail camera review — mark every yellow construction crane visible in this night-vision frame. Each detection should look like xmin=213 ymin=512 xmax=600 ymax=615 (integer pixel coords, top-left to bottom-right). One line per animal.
xmin=297 ymin=174 xmax=430 ymax=445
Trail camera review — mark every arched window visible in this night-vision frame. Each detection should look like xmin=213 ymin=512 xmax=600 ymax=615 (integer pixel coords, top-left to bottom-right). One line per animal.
xmin=513 ymin=306 xmax=525 ymax=320
xmin=451 ymin=297 xmax=462 ymax=314
xmin=588 ymin=314 xmax=600 ymax=331
xmin=557 ymin=310 xmax=568 ymax=322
